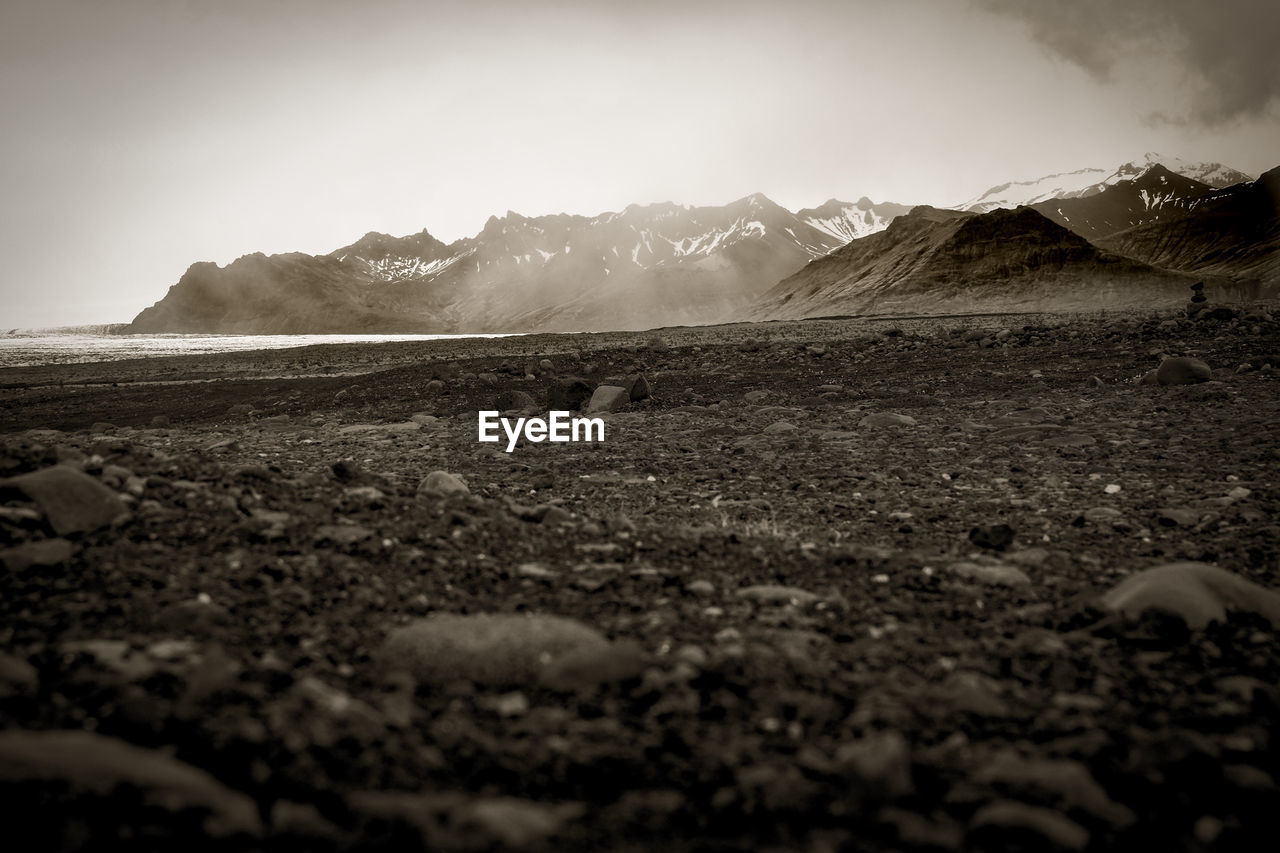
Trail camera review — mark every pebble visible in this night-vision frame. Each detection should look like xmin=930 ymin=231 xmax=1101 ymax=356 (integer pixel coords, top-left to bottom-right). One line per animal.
xmin=416 ymin=471 xmax=469 ymax=499
xmin=0 ymin=466 xmax=128 ymax=535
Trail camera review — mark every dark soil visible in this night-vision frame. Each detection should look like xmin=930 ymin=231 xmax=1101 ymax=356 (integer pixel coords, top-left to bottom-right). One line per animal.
xmin=2 ymin=309 xmax=1279 ymax=851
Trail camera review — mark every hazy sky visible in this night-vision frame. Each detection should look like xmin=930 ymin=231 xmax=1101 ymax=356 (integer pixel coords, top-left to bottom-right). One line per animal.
xmin=2 ymin=0 xmax=1277 ymax=328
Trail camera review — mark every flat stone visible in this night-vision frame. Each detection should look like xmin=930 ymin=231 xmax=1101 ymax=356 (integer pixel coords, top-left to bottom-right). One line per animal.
xmin=968 ymin=800 xmax=1089 ymax=851
xmin=1101 ymin=562 xmax=1280 ymax=631
xmin=763 ymin=420 xmax=799 ymax=435
xmin=0 ymin=538 xmax=74 ymax=572
xmin=975 ymin=751 xmax=1135 ymax=828
xmin=0 ymin=729 xmax=262 ymax=838
xmin=314 ymin=524 xmax=374 ymax=546
xmin=949 ymin=561 xmax=1031 ymax=587
xmin=1157 ymin=507 xmax=1201 ymax=527
xmin=735 ymin=585 xmax=822 ymax=605
xmin=859 ymin=412 xmax=917 ymax=429
xmin=379 ymin=613 xmax=630 ymax=688
xmin=0 ymin=466 xmax=128 ymax=536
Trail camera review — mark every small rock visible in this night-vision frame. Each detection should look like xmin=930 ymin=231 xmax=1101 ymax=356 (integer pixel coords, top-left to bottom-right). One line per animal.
xmin=605 ymin=373 xmax=652 ymax=402
xmin=1156 ymin=356 xmax=1212 ymax=385
xmin=836 ymin=730 xmax=913 ymax=799
xmin=763 ymin=420 xmax=799 ymax=435
xmin=586 ymin=385 xmax=630 ymax=413
xmin=1156 ymin=507 xmax=1200 ymax=527
xmin=975 ymin=751 xmax=1135 ymax=828
xmin=416 ymin=471 xmax=469 ymax=499
xmin=547 ymin=378 xmax=593 ymax=411
xmin=495 ymin=390 xmax=536 ymax=411
xmin=0 ymin=651 xmax=38 ymax=698
xmin=314 ymin=524 xmax=374 ymax=546
xmin=0 ymin=466 xmax=129 ymax=536
xmin=969 ymin=523 xmax=1015 ymax=551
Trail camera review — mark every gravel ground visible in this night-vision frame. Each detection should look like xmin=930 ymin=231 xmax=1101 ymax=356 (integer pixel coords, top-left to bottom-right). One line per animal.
xmin=1 ymin=308 xmax=1278 ymax=851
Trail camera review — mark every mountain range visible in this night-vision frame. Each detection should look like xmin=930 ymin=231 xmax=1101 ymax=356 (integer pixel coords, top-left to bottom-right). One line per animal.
xmin=126 ymin=155 xmax=1277 ymax=334
xmin=128 ymin=195 xmax=908 ymax=334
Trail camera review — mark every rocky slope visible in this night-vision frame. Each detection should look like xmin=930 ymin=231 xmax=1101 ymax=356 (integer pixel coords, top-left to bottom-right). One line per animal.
xmin=750 ymin=205 xmax=1192 ymax=319
xmin=128 ymin=194 xmax=911 ymax=335
xmin=1097 ymin=166 xmax=1280 ymax=284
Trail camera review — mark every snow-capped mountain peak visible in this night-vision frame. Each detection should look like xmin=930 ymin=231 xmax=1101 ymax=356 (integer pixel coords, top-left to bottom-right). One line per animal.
xmin=960 ymin=154 xmax=1252 ymax=213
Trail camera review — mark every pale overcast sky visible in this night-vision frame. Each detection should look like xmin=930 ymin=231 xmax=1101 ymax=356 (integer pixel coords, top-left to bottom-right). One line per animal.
xmin=2 ymin=0 xmax=1277 ymax=328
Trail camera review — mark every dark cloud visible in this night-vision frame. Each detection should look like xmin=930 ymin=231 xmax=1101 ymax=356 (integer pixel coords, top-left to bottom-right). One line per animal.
xmin=977 ymin=0 xmax=1280 ymax=125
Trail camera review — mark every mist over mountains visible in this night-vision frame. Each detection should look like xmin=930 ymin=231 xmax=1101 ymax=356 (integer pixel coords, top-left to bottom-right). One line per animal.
xmin=127 ymin=155 xmax=1278 ymax=335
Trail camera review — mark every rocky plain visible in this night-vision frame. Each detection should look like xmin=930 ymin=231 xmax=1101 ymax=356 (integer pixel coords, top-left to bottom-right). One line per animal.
xmin=1 ymin=306 xmax=1279 ymax=851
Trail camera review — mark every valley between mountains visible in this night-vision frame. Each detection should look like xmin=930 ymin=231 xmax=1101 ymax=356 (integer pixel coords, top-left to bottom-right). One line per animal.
xmin=124 ymin=155 xmax=1280 ymax=336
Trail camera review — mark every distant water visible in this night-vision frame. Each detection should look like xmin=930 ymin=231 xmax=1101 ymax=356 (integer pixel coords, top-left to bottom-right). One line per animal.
xmin=0 ymin=327 xmax=516 ymax=369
